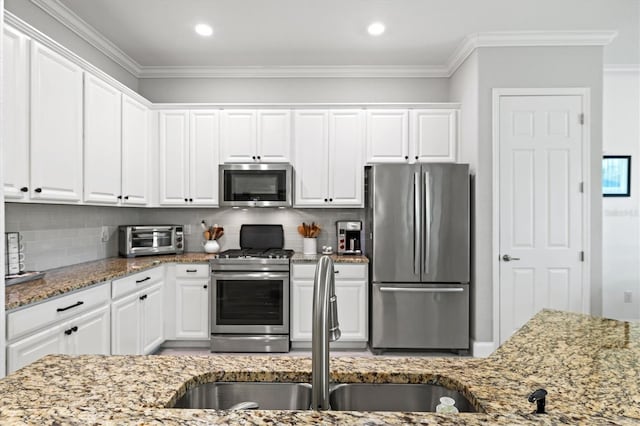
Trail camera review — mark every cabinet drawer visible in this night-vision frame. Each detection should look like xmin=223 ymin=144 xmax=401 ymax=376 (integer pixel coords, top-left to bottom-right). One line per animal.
xmin=175 ymin=264 xmax=210 ymax=279
xmin=112 ymin=266 xmax=163 ymax=299
xmin=292 ymin=263 xmax=366 ymax=280
xmin=7 ymin=282 xmax=109 ymax=341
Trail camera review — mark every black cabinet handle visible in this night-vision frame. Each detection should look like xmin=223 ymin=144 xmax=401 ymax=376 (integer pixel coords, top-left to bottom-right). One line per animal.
xmin=124 ymin=196 xmax=129 ymax=200
xmin=64 ymin=329 xmax=73 ymax=336
xmin=334 ymin=270 xmax=340 ymax=274
xmin=71 ymin=326 xmax=78 ymax=333
xmin=117 ymin=195 xmax=122 ymax=199
xmin=56 ymin=301 xmax=84 ymax=312
xmin=186 ymin=269 xmax=197 ymax=273
xmin=20 ymin=187 xmax=28 ymax=192
xmin=136 ymin=277 xmax=151 ymax=284
xmin=34 ymin=188 xmax=42 ymax=193
xmin=203 ymin=285 xmax=208 ymax=289
xmin=139 ymin=294 xmax=147 ymax=301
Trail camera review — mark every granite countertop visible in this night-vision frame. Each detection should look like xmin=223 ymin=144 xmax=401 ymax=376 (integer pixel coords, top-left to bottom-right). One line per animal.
xmin=291 ymin=253 xmax=369 ymax=264
xmin=0 ymin=310 xmax=638 ymax=424
xmin=5 ymin=253 xmax=216 ymax=311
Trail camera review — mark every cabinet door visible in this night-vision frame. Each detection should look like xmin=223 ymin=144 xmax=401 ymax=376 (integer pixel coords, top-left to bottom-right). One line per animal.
xmin=2 ymin=26 xmax=30 ymax=200
xmin=366 ymin=110 xmax=409 ymax=163
xmin=293 ymin=110 xmax=329 ymax=206
xmin=328 ymin=110 xmax=365 ymax=207
xmin=111 ymin=292 xmax=141 ymax=355
xmin=220 ymin=110 xmax=256 ymax=163
xmin=410 ymin=109 xmax=457 ymax=163
xmin=159 ymin=111 xmax=190 ymax=205
xmin=290 ymin=279 xmax=314 ymax=341
xmin=335 ymin=280 xmax=368 ymax=341
xmin=83 ymin=74 xmax=122 ymax=204
xmin=175 ymin=280 xmax=209 ymax=339
xmin=68 ymin=304 xmax=110 ymax=355
xmin=142 ymin=282 xmax=164 ymax=354
xmin=7 ymin=324 xmax=64 ymax=373
xmin=121 ymin=95 xmax=149 ymax=205
xmin=257 ymin=110 xmax=291 ymax=162
xmin=189 ymin=110 xmax=219 ymax=206
xmin=30 ymin=42 xmax=83 ymax=202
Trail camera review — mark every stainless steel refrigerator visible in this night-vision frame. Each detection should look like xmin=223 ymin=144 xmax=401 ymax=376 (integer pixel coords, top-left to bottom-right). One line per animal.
xmin=365 ymin=163 xmax=470 ymax=352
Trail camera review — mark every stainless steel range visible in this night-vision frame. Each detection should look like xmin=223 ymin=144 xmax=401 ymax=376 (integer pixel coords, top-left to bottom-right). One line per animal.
xmin=210 ymin=225 xmax=293 ymax=353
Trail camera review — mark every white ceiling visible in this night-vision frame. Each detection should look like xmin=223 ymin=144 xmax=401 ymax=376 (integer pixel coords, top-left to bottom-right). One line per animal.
xmin=49 ymin=0 xmax=639 ymax=69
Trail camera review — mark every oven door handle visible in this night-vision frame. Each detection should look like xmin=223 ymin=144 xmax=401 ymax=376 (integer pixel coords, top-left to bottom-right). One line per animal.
xmin=212 ymin=272 xmax=289 ymax=280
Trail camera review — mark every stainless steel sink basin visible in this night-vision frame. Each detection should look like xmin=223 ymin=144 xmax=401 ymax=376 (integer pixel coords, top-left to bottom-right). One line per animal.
xmin=329 ymin=383 xmax=477 ymax=412
xmin=172 ymin=382 xmax=312 ymax=410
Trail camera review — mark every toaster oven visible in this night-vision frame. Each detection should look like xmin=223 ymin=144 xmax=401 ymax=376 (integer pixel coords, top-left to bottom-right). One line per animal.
xmin=118 ymin=225 xmax=184 ymax=257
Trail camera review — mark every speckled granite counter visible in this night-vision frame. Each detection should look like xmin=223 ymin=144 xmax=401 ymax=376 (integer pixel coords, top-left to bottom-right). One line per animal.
xmin=1 ymin=310 xmax=638 ymax=424
xmin=5 ymin=253 xmax=215 ymax=311
xmin=291 ymin=253 xmax=369 ymax=264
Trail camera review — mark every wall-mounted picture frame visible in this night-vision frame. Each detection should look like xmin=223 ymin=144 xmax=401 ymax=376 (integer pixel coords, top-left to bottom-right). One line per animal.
xmin=602 ymin=155 xmax=631 ymax=197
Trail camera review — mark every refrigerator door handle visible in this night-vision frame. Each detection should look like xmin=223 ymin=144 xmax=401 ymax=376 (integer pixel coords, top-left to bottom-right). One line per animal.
xmin=414 ymin=172 xmax=421 ymax=276
xmin=379 ymin=287 xmax=464 ymax=293
xmin=423 ymin=171 xmax=431 ymax=275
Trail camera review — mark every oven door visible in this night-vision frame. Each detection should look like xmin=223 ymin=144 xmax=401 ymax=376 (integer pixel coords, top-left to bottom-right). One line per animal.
xmin=211 ymin=271 xmax=290 ymax=334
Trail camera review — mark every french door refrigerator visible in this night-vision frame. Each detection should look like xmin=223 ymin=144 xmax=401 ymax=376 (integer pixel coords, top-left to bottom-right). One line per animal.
xmin=365 ymin=163 xmax=470 ymax=352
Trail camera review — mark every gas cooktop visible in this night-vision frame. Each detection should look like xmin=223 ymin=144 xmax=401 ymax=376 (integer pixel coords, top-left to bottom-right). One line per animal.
xmin=217 ymin=248 xmax=294 ymax=260
xmin=211 ymin=224 xmax=293 ymax=269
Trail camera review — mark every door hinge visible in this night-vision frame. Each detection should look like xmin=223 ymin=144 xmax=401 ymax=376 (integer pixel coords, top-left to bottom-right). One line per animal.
xmin=579 ymin=251 xmax=585 ymax=262
xmin=579 ymin=182 xmax=584 ymax=193
xmin=579 ymin=113 xmax=585 ymax=125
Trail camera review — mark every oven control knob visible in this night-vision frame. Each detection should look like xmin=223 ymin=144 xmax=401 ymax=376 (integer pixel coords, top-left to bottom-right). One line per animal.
xmin=177 ymin=236 xmax=183 ymax=242
xmin=177 ymin=243 xmax=183 ymax=249
xmin=339 ymin=244 xmax=345 ymax=249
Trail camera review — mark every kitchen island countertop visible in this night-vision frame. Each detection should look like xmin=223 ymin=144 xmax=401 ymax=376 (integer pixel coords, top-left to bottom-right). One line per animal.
xmin=0 ymin=309 xmax=638 ymax=424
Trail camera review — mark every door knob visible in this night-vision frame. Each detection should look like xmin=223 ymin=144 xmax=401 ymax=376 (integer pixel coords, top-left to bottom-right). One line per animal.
xmin=502 ymin=254 xmax=521 ymax=262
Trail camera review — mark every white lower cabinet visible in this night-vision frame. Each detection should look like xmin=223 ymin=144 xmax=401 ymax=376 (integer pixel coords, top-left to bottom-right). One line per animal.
xmin=175 ymin=280 xmax=209 ymax=339
xmin=290 ymin=263 xmax=368 ymax=346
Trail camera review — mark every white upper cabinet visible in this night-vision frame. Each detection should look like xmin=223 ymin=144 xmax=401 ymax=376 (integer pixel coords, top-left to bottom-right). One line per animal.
xmin=220 ymin=109 xmax=291 ymax=163
xmin=410 ymin=109 xmax=458 ymax=163
xmin=366 ymin=110 xmax=409 ymax=163
xmin=84 ymin=74 xmax=122 ymax=204
xmin=159 ymin=110 xmax=219 ymax=206
xmin=2 ymin=25 xmax=30 ymax=200
xmin=294 ymin=109 xmax=364 ymax=207
xmin=30 ymin=41 xmax=84 ymax=202
xmin=121 ymin=95 xmax=150 ymax=205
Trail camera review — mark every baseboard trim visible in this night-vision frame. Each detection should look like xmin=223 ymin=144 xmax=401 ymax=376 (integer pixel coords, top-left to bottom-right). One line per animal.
xmin=472 ymin=340 xmax=496 ymax=358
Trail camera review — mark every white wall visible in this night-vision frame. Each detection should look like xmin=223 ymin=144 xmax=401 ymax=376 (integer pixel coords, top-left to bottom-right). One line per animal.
xmin=4 ymin=0 xmax=138 ymax=90
xmin=139 ymin=77 xmax=449 ymax=103
xmin=602 ymin=69 xmax=640 ymax=321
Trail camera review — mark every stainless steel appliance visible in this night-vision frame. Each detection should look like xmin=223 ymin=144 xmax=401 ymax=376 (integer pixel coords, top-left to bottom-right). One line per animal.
xmin=118 ymin=225 xmax=184 ymax=257
xmin=219 ymin=163 xmax=293 ymax=207
xmin=336 ymin=221 xmax=363 ymax=255
xmin=365 ymin=164 xmax=470 ymax=352
xmin=211 ymin=224 xmax=292 ymax=352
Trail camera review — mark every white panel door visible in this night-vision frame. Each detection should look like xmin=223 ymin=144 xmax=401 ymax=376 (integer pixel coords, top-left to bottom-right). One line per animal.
xmin=366 ymin=110 xmax=409 ymax=163
xmin=121 ymin=95 xmax=149 ymax=205
xmin=159 ymin=111 xmax=189 ymax=205
xmin=142 ymin=282 xmax=165 ymax=354
xmin=111 ymin=292 xmax=141 ymax=355
xmin=30 ymin=42 xmax=84 ymax=202
xmin=68 ymin=304 xmax=110 ymax=355
xmin=2 ymin=25 xmax=30 ymax=200
xmin=293 ymin=110 xmax=329 ymax=206
xmin=335 ymin=280 xmax=368 ymax=341
xmin=84 ymin=74 xmax=122 ymax=204
xmin=290 ymin=280 xmax=314 ymax=341
xmin=257 ymin=110 xmax=291 ymax=162
xmin=329 ymin=110 xmax=365 ymax=207
xmin=7 ymin=324 xmax=64 ymax=373
xmin=220 ymin=110 xmax=257 ymax=163
xmin=498 ymin=95 xmax=585 ymax=344
xmin=410 ymin=109 xmax=457 ymax=163
xmin=175 ymin=280 xmax=209 ymax=339
xmin=189 ymin=110 xmax=219 ymax=206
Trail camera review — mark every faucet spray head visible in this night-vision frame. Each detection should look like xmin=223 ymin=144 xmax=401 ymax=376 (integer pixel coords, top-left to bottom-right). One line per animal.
xmin=328 ymin=294 xmax=341 ymax=342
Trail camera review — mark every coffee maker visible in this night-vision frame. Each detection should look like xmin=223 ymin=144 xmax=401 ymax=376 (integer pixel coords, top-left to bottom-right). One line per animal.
xmin=336 ymin=221 xmax=363 ymax=255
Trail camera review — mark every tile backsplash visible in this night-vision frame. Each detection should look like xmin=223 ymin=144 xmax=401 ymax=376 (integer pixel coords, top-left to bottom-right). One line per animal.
xmin=5 ymin=203 xmax=364 ymax=271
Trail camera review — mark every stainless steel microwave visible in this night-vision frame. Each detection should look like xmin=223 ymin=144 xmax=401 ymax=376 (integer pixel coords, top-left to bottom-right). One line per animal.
xmin=219 ymin=164 xmax=293 ymax=207
xmin=118 ymin=225 xmax=184 ymax=257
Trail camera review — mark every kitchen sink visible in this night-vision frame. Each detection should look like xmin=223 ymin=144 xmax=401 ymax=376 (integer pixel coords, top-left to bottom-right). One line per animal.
xmin=329 ymin=383 xmax=477 ymax=412
xmin=172 ymin=382 xmax=312 ymax=410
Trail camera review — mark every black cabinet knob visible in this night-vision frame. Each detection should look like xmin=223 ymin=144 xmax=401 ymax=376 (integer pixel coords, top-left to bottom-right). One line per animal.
xmin=404 ymin=156 xmax=409 ymax=160
xmin=189 ymin=198 xmax=193 ymax=202
xmin=257 ymin=156 xmax=261 ymax=160
xmin=71 ymin=326 xmax=78 ymax=333
xmin=415 ymin=156 xmax=419 ymax=160
xmin=203 ymin=285 xmax=208 ymax=289
xmin=64 ymin=329 xmax=73 ymax=336
xmin=117 ymin=195 xmax=122 ymax=199
xmin=324 ymin=198 xmax=328 ymax=202
xmin=252 ymin=156 xmax=256 ymax=160
xmin=184 ymin=198 xmax=188 ymax=202
xmin=34 ymin=188 xmax=42 ymax=193
xmin=329 ymin=198 xmax=333 ymax=202
xmin=20 ymin=187 xmax=28 ymax=192
xmin=124 ymin=196 xmax=129 ymax=200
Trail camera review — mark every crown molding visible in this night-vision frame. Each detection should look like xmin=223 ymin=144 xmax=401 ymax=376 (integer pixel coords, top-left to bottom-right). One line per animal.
xmin=604 ymin=64 xmax=640 ymax=73
xmin=137 ymin=65 xmax=449 ymax=79
xmin=29 ymin=0 xmax=141 ymax=76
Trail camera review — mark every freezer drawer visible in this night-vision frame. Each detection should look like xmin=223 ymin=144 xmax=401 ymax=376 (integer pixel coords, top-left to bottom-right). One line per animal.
xmin=371 ymin=283 xmax=469 ymax=350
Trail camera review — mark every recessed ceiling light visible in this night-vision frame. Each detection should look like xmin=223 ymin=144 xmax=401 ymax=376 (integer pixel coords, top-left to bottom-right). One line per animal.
xmin=367 ymin=22 xmax=385 ymax=36
xmin=195 ymin=23 xmax=213 ymax=37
